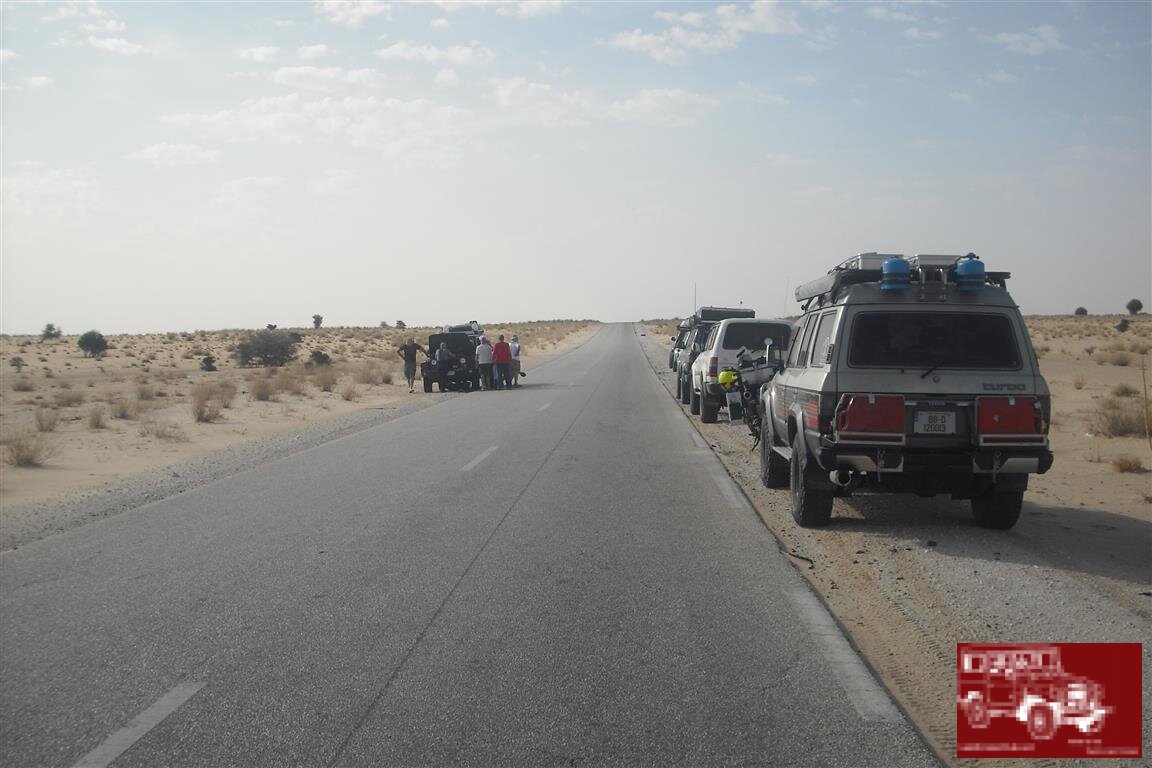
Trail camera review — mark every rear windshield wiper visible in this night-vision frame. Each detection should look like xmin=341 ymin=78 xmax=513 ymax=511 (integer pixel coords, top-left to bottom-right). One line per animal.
xmin=920 ymin=363 xmax=942 ymax=379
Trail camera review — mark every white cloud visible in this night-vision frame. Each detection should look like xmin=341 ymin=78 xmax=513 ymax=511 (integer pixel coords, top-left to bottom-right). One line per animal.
xmin=736 ymin=83 xmax=789 ymax=106
xmin=130 ymin=143 xmax=221 ymax=166
xmin=26 ymin=76 xmax=54 ymax=89
xmin=270 ymin=66 xmax=386 ymax=91
xmin=88 ymin=36 xmax=148 ymax=55
xmin=240 ymin=46 xmax=279 ymax=62
xmin=993 ymin=25 xmax=1067 ymax=56
xmin=794 ymin=74 xmax=817 ymax=85
xmin=434 ymin=68 xmax=459 ymax=87
xmin=607 ymin=89 xmax=719 ymax=126
xmin=376 ymin=40 xmax=494 ymax=66
xmin=41 ymin=3 xmax=84 ymax=22
xmin=950 ymin=91 xmax=972 ymax=104
xmin=612 ymin=0 xmax=802 ymax=64
xmin=273 ymin=19 xmax=298 ymax=28
xmin=430 ymin=1 xmax=568 ymax=18
xmin=82 ymin=19 xmax=126 ymax=33
xmin=0 ymin=49 xmax=17 ymax=61
xmin=988 ymin=69 xmax=1018 ymax=83
xmin=164 ymin=94 xmax=470 ymax=168
xmin=212 ymin=176 xmax=286 ymax=211
xmin=297 ymin=44 xmax=331 ymax=60
xmin=903 ymin=27 xmax=941 ymax=42
xmin=312 ymin=0 xmax=390 ymax=27
xmin=866 ymin=6 xmax=915 ymax=23
xmin=309 ymin=168 xmax=360 ymax=195
xmin=431 ymin=17 xmax=450 ymax=28
xmin=1 ymin=166 xmax=102 ymax=218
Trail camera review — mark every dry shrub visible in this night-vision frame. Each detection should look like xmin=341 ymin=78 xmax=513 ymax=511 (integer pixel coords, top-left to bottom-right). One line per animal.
xmin=137 ymin=383 xmax=155 ymax=400
xmin=1110 ymin=351 xmax=1133 ymax=367
xmin=111 ymin=397 xmax=138 ymax=420
xmin=1129 ymin=340 xmax=1151 ymax=355
xmin=5 ymin=429 xmax=56 ymax=467
xmin=381 ymin=371 xmax=394 ymax=385
xmin=1072 ymin=375 xmax=1087 ymax=390
xmin=12 ymin=378 xmax=34 ymax=392
xmin=1034 ymin=345 xmax=1050 ymax=358
xmin=1093 ymin=396 xmax=1150 ymax=438
xmin=340 ymin=382 xmax=359 ymax=401
xmin=54 ymin=390 xmax=84 ymax=407
xmin=1112 ymin=383 xmax=1139 ymax=398
xmin=274 ymin=366 xmax=306 ymax=396
xmin=190 ymin=382 xmax=223 ymax=423
xmin=250 ymin=376 xmax=274 ymax=402
xmin=34 ymin=407 xmax=59 ymax=432
xmin=353 ymin=361 xmax=384 ymax=385
xmin=214 ymin=380 xmax=238 ymax=408
xmin=139 ymin=418 xmax=188 ymax=442
xmin=312 ymin=366 xmax=339 ymax=392
xmin=1112 ymin=455 xmax=1146 ymax=473
xmin=87 ymin=405 xmax=106 ymax=430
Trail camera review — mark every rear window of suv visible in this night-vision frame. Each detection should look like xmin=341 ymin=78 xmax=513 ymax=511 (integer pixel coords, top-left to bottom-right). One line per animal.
xmin=721 ymin=322 xmax=791 ymax=351
xmin=847 ymin=312 xmax=1021 ymax=369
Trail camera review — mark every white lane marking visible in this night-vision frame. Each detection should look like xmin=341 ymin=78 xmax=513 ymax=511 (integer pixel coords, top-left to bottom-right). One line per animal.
xmin=460 ymin=445 xmax=498 ymax=472
xmin=786 ymin=588 xmax=903 ymax=723
xmin=73 ymin=683 xmax=205 ymax=768
xmin=537 ymin=402 xmax=552 ymax=412
xmin=712 ymin=475 xmax=744 ymax=509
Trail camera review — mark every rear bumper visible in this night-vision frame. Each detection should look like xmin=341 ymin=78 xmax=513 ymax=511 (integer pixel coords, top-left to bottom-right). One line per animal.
xmin=817 ymin=444 xmax=1054 ymax=476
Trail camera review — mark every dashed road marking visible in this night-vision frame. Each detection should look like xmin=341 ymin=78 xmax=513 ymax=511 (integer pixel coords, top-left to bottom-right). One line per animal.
xmin=460 ymin=446 xmax=498 ymax=472
xmin=786 ymin=588 xmax=903 ymax=723
xmin=537 ymin=402 xmax=552 ymax=412
xmin=72 ymin=683 xmax=206 ymax=768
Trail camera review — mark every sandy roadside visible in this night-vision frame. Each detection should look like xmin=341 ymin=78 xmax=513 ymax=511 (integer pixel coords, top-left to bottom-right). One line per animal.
xmin=0 ymin=322 xmax=600 ymax=550
xmin=642 ymin=318 xmax=1150 ymax=768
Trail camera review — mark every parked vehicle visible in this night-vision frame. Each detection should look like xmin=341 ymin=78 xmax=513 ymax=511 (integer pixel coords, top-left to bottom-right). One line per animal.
xmin=958 ymin=644 xmax=1110 ymax=741
xmin=760 ymin=253 xmax=1053 ymax=529
xmin=717 ymin=344 xmax=783 ymax=445
xmin=669 ymin=319 xmax=692 ymax=370
xmin=676 ymin=324 xmax=713 ymax=406
xmin=420 ymin=332 xmax=481 ymax=392
xmin=691 ymin=318 xmax=792 ymax=424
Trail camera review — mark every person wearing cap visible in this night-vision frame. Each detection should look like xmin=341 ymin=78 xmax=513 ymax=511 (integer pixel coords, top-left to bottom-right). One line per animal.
xmin=396 ymin=337 xmax=429 ymax=393
xmin=475 ymin=336 xmax=495 ymax=390
xmin=492 ymin=334 xmax=513 ymax=390
xmin=509 ymin=335 xmax=522 ymax=387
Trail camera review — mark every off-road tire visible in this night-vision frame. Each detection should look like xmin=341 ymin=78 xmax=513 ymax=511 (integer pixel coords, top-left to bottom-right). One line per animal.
xmin=963 ymin=695 xmax=991 ymax=729
xmin=423 ymin=378 xmax=433 ymax=393
xmin=790 ymin=431 xmax=833 ymax=526
xmin=700 ymin=391 xmax=719 ymax=423
xmin=1026 ymin=703 xmax=1057 ymax=741
xmin=690 ymin=385 xmax=701 ymax=415
xmin=675 ymin=375 xmax=682 ymax=400
xmin=971 ymin=485 xmax=1024 ymax=529
xmin=760 ymin=420 xmax=789 ymax=488
xmin=680 ymin=373 xmax=691 ymax=404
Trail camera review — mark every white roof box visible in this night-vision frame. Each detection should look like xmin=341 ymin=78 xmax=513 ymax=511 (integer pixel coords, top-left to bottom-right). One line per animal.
xmin=910 ymin=254 xmax=962 ymax=268
xmin=840 ymin=252 xmax=903 ymax=270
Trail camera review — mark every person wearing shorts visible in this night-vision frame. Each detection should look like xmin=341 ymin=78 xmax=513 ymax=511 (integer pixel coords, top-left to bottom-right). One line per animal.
xmin=397 ymin=338 xmax=428 ymax=393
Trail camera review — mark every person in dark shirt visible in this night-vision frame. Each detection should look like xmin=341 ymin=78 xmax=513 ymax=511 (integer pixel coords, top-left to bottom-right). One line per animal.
xmin=397 ymin=338 xmax=428 ymax=393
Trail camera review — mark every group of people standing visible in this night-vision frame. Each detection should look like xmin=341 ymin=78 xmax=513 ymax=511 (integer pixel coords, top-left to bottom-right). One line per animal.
xmin=474 ymin=334 xmax=522 ymax=390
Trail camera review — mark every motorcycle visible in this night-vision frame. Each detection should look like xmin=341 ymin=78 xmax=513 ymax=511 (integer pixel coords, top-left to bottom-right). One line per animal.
xmin=717 ymin=344 xmax=782 ymax=447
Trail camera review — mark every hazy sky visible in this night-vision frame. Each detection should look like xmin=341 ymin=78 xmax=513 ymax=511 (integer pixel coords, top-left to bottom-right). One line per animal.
xmin=1 ymin=0 xmax=1149 ymax=334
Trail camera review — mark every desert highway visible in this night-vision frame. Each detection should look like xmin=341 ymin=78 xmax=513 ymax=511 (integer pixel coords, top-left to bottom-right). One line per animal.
xmin=1 ymin=323 xmax=938 ymax=768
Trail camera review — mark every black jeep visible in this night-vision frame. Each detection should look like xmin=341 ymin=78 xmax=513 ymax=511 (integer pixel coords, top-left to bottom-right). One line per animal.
xmin=421 ymin=332 xmax=481 ymax=393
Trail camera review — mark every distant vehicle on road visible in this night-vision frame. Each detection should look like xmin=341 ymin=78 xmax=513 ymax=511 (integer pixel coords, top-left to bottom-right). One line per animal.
xmin=421 ymin=332 xmax=481 ymax=393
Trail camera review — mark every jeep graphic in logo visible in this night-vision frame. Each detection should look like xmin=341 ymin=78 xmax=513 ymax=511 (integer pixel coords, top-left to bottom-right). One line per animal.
xmin=956 ymin=643 xmax=1142 ymax=758
xmin=982 ymin=383 xmax=1027 ymax=392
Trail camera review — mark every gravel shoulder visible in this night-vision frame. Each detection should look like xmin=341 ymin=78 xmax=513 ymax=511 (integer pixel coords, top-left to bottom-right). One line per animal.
xmin=640 ymin=328 xmax=1150 ymax=768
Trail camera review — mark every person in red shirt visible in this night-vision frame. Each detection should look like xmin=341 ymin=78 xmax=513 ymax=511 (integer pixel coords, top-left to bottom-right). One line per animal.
xmin=492 ymin=334 xmax=513 ymax=390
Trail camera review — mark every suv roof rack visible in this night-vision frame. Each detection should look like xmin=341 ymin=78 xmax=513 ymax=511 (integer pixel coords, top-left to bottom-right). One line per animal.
xmin=795 ymin=252 xmax=1010 ymax=304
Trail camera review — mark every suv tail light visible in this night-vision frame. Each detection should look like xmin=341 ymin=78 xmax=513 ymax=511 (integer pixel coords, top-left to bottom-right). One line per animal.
xmin=707 ymin=356 xmax=718 ymax=378
xmin=835 ymin=394 xmax=905 ymax=444
xmin=976 ymin=396 xmax=1046 ymax=445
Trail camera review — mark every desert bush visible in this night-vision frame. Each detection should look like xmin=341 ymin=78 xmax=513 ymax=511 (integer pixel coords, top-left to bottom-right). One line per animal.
xmin=274 ymin=366 xmax=306 ymax=396
xmin=9 ymin=356 xmax=26 ymax=373
xmin=40 ymin=323 xmax=62 ymax=341
xmin=110 ymin=397 xmax=138 ymax=420
xmin=313 ymin=366 xmax=339 ymax=392
xmin=190 ymin=382 xmax=223 ymax=423
xmin=353 ymin=361 xmax=384 ymax=385
xmin=139 ymin=418 xmax=188 ymax=442
xmin=1112 ymin=455 xmax=1146 ymax=473
xmin=233 ymin=330 xmax=301 ymax=367
xmin=200 ymin=355 xmax=217 ymax=372
xmin=1093 ymin=396 xmax=1150 ymax=438
xmin=5 ymin=429 xmax=55 ymax=467
xmin=1084 ymin=346 xmax=1096 ymax=356
xmin=54 ymin=390 xmax=84 ymax=407
xmin=1072 ymin=375 xmax=1087 ymax=390
xmin=340 ymin=382 xmax=359 ymax=401
xmin=214 ymin=380 xmax=238 ymax=408
xmin=1126 ymin=299 xmax=1143 ymax=315
xmin=310 ymin=350 xmax=331 ymax=366
xmin=1129 ymin=340 xmax=1151 ymax=355
xmin=136 ymin=383 xmax=155 ymax=400
xmin=77 ymin=330 xmax=108 ymax=358
xmin=1112 ymin=383 xmax=1139 ymax=398
xmin=312 ymin=314 xmax=323 ymax=329
xmin=250 ymin=376 xmax=274 ymax=402
xmin=1110 ymin=352 xmax=1133 ymax=367
xmin=1074 ymin=307 xmax=1087 ymax=316
xmin=381 ymin=371 xmax=393 ymax=385
xmin=87 ymin=405 xmax=106 ymax=430
xmin=34 ymin=407 xmax=59 ymax=432
xmin=12 ymin=378 xmax=33 ymax=392
xmin=1034 ymin=345 xmax=1049 ymax=358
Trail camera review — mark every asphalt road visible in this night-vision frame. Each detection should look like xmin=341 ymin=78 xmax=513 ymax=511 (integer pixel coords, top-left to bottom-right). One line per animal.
xmin=1 ymin=323 xmax=939 ymax=768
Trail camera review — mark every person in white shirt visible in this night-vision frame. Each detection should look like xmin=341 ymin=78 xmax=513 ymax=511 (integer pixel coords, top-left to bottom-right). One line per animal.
xmin=475 ymin=337 xmax=495 ymax=390
xmin=509 ymin=335 xmax=522 ymax=387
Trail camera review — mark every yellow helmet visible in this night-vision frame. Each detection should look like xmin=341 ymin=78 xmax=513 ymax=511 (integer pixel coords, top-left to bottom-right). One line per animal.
xmin=717 ymin=369 xmax=739 ymax=389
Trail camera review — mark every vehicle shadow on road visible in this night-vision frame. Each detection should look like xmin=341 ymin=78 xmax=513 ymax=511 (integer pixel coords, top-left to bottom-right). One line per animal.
xmin=829 ymin=495 xmax=1152 ymax=591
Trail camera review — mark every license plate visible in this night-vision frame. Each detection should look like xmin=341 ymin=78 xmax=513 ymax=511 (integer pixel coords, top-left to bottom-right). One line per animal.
xmin=914 ymin=411 xmax=955 ymax=434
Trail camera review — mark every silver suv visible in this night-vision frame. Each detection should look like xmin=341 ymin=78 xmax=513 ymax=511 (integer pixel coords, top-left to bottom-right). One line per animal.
xmin=760 ymin=253 xmax=1053 ymax=530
